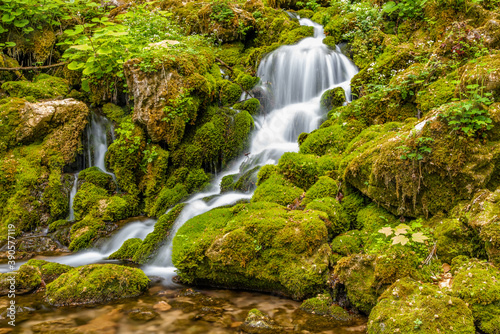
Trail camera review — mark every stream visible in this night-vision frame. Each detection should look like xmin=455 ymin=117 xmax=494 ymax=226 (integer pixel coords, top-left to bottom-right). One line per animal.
xmin=0 ymin=17 xmax=363 ymax=333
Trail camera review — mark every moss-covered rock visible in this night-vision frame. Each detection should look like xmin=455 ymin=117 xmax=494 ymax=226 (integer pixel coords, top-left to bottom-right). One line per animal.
xmin=331 ymin=230 xmax=363 ymax=257
xmin=68 ymin=216 xmax=106 ymax=251
xmin=302 ymin=176 xmax=339 ymax=205
xmin=320 ymin=87 xmax=345 ymax=111
xmin=109 ymin=238 xmax=142 ymax=261
xmin=22 ymin=259 xmax=72 ymax=283
xmin=72 ymin=182 xmax=109 ymax=221
xmin=451 ymin=258 xmax=500 ymax=334
xmin=305 ymin=197 xmax=349 ymax=238
xmin=1 ymin=74 xmax=69 ymax=100
xmin=368 ymin=278 xmax=475 ymax=333
xmin=252 ymin=173 xmax=304 ymax=206
xmin=78 ymin=167 xmax=116 ymax=192
xmin=0 ymin=264 xmax=41 ymax=296
xmin=45 ymin=264 xmax=149 ymax=306
xmin=278 ymin=152 xmax=336 ymax=190
xmin=102 ymin=103 xmax=126 ymax=123
xmin=233 ymin=98 xmax=261 ymax=115
xmin=172 ymin=202 xmax=331 ymax=300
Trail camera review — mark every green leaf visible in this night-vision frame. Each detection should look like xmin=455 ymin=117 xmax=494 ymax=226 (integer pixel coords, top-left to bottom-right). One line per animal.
xmin=67 ymin=61 xmax=84 ymax=70
xmin=70 ymin=44 xmax=93 ymax=51
xmin=13 ymin=18 xmax=29 ymax=27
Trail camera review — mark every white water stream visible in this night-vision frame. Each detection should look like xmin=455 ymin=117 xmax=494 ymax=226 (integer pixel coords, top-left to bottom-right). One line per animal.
xmin=0 ymin=18 xmax=358 ymax=278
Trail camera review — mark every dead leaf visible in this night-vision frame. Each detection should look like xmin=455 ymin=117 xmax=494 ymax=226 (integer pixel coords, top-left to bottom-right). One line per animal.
xmin=378 ymin=226 xmax=393 ymax=237
xmin=392 ymin=235 xmax=409 ymax=245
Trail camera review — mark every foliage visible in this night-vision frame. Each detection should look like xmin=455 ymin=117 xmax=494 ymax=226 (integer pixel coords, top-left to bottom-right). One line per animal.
xmin=397 ymin=135 xmax=433 ymax=161
xmin=209 ymin=1 xmax=234 ymax=24
xmin=439 ymin=84 xmax=493 ymax=137
xmin=383 ymin=0 xmax=428 ymax=20
xmin=297 ymin=0 xmax=321 ymax=11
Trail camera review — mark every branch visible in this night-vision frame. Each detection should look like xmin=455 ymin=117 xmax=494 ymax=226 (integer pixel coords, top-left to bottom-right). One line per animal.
xmin=0 ymin=62 xmax=67 ymax=71
xmin=215 ymin=57 xmax=255 ymax=99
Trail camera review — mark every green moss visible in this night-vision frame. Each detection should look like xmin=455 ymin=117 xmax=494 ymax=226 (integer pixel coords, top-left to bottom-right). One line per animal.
xmin=303 ymin=176 xmax=338 ymax=205
xmin=341 ymin=192 xmax=366 ymax=229
xmin=252 ymin=173 xmax=304 ymax=206
xmin=331 ymin=230 xmax=363 ymax=256
xmin=233 ymin=98 xmax=261 ymax=115
xmin=300 ymin=294 xmax=332 ymax=315
xmin=102 ymin=103 xmax=126 ymax=123
xmin=278 ymin=152 xmax=326 ymax=190
xmin=45 ymin=264 xmax=149 ymax=306
xmin=0 ymin=265 xmax=41 ymax=295
xmin=102 ymin=195 xmax=132 ymax=221
xmin=185 ymin=168 xmax=210 ymax=192
xmin=172 ymin=202 xmax=330 ymax=300
xmin=72 ymin=182 xmax=109 ymax=221
xmin=416 ymin=72 xmax=458 ymax=112
xmin=23 ymin=260 xmax=72 ymax=283
xmin=1 ymin=74 xmax=69 ymax=100
xmin=78 ymin=167 xmax=116 ymax=192
xmin=109 ymin=238 xmax=142 ymax=261
xmin=48 ymin=219 xmax=71 ymax=232
xmin=256 ymin=165 xmax=278 ymax=185
xmin=69 ymin=216 xmax=106 ymax=251
xmin=305 ymin=197 xmax=349 ymax=238
xmin=368 ymin=278 xmax=475 ymax=333
xmin=299 ymin=121 xmax=365 ymax=156
xmin=0 ymin=97 xmax=26 ymax=154
xmin=235 ymin=72 xmax=259 ymax=91
xmin=221 ymin=174 xmax=236 ymax=192
xmin=42 ymin=169 xmax=69 ymax=223
xmin=149 ymin=183 xmax=188 ymax=217
xmin=320 ymin=87 xmax=345 ymax=111
xmin=132 ymin=203 xmax=186 ymax=264
xmin=220 ymin=80 xmax=242 ymax=106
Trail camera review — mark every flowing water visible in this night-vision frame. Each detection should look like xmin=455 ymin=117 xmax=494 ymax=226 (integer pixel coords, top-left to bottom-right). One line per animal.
xmin=145 ymin=17 xmax=358 ymax=279
xmin=0 ymin=17 xmax=363 ymax=333
xmin=67 ymin=112 xmax=116 ymax=221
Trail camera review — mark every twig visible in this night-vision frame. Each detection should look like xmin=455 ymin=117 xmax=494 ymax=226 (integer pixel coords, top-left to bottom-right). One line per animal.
xmin=0 ymin=62 xmax=67 ymax=71
xmin=215 ymin=57 xmax=255 ymax=99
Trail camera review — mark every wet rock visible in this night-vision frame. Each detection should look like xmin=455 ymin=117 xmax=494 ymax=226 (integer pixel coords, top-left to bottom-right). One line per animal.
xmin=153 ymin=301 xmax=172 ymax=312
xmin=45 ymin=264 xmax=149 ymax=306
xmin=127 ymin=306 xmax=159 ymax=322
xmin=31 ymin=318 xmax=77 ymax=333
xmin=320 ymin=87 xmax=345 ymax=111
xmin=241 ymin=309 xmax=284 ymax=334
xmin=16 ymin=98 xmax=88 ymax=143
xmin=22 ymin=260 xmax=72 ymax=283
xmin=0 ymin=236 xmax=59 ymax=254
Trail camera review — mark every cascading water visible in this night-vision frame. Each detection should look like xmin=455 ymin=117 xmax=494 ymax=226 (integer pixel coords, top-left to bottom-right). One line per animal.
xmin=1 ymin=18 xmax=358 ymax=278
xmin=144 ymin=18 xmax=358 ymax=280
xmin=67 ymin=113 xmax=116 ymax=221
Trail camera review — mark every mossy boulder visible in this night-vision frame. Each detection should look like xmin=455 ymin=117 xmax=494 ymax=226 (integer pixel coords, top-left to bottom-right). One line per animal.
xmin=0 ymin=264 xmax=41 ymax=296
xmin=78 ymin=167 xmax=116 ymax=192
xmin=16 ymin=98 xmax=89 ymax=144
xmin=252 ymin=173 xmax=304 ymax=206
xmin=451 ymin=258 xmax=500 ymax=334
xmin=300 ymin=294 xmax=353 ymax=321
xmin=0 ymin=97 xmax=26 ymax=153
xmin=172 ymin=202 xmax=331 ymax=300
xmin=341 ymin=112 xmax=500 ymax=217
xmin=320 ymin=87 xmax=345 ymax=111
xmin=278 ymin=152 xmax=336 ymax=190
xmin=368 ymin=278 xmax=475 ymax=333
xmin=102 ymin=103 xmax=126 ymax=122
xmin=305 ymin=197 xmax=350 ymax=238
xmin=109 ymin=238 xmax=142 ymax=261
xmin=302 ymin=176 xmax=339 ymax=205
xmin=22 ymin=259 xmax=73 ymax=283
xmin=331 ymin=230 xmax=363 ymax=257
xmin=1 ymin=74 xmax=69 ymax=100
xmin=68 ymin=216 xmax=106 ymax=251
xmin=45 ymin=264 xmax=149 ymax=306
xmin=234 ymin=98 xmax=261 ymax=116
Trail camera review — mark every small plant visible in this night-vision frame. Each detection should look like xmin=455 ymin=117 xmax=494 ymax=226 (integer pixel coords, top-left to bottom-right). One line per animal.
xmin=397 ymin=134 xmax=434 ymax=161
xmin=209 ymin=2 xmax=234 ymax=24
xmin=440 ymin=82 xmax=493 ymax=137
xmin=383 ymin=0 xmax=428 ymax=20
xmin=414 ymin=318 xmax=423 ymax=329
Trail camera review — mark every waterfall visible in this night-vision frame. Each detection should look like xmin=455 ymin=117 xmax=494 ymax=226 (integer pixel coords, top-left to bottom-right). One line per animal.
xmin=1 ymin=18 xmax=358 ymax=277
xmin=67 ymin=112 xmax=116 ymax=221
xmin=144 ymin=18 xmax=358 ymax=280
